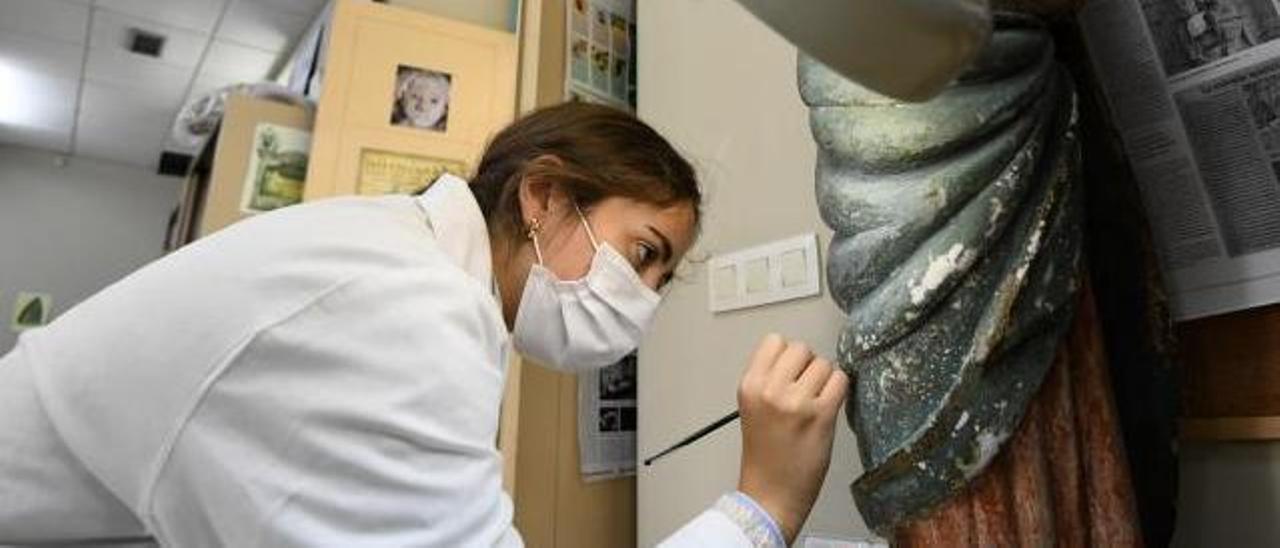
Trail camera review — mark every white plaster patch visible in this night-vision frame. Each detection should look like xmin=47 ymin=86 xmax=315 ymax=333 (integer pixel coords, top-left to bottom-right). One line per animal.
xmin=932 ymin=186 xmax=947 ymax=208
xmin=1026 ymin=219 xmax=1047 ymax=254
xmin=987 ymin=198 xmax=1006 ymax=237
xmin=954 ymin=411 xmax=970 ymax=431
xmin=957 ymin=430 xmax=1010 ymax=479
xmin=910 ymin=243 xmax=967 ymax=305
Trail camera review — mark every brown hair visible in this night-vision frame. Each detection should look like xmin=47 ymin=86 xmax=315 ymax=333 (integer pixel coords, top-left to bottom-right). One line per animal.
xmin=469 ymin=102 xmax=701 ymax=243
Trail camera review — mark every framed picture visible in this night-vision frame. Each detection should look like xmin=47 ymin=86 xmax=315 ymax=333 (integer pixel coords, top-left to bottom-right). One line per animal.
xmin=241 ymin=123 xmax=311 ymax=214
xmin=11 ymin=292 xmax=51 ymax=332
xmin=391 ymin=65 xmax=452 ymax=132
xmin=358 ymin=148 xmax=467 ymax=195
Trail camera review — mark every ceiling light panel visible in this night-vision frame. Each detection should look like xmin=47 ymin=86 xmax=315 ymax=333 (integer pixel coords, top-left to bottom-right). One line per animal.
xmin=0 ymin=33 xmax=82 ymax=131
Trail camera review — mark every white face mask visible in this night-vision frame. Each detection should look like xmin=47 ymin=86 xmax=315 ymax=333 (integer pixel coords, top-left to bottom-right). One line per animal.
xmin=512 ymin=205 xmax=662 ymax=372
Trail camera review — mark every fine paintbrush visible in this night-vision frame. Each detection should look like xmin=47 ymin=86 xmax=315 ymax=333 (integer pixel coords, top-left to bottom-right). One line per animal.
xmin=643 ymin=410 xmax=739 ymax=466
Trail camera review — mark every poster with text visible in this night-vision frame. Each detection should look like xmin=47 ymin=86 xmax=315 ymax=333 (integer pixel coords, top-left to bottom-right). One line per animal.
xmin=358 ymin=149 xmax=467 ymax=196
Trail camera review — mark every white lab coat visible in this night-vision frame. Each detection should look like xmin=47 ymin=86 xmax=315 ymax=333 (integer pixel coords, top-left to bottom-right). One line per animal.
xmin=0 ymin=175 xmax=766 ymax=547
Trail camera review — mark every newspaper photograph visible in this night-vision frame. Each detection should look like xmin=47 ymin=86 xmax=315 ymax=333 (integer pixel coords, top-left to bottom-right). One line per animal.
xmin=578 ymin=352 xmax=637 ymax=479
xmin=1081 ymin=0 xmax=1280 ymax=319
xmin=1139 ymin=0 xmax=1280 ymax=79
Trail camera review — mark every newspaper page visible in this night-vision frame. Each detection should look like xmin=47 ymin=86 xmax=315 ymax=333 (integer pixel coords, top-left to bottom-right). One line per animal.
xmin=578 ymin=352 xmax=637 ymax=480
xmin=1080 ymin=0 xmax=1280 ymax=319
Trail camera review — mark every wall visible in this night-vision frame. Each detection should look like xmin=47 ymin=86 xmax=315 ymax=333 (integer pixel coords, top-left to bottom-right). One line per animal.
xmin=0 ymin=145 xmax=183 ymax=353
xmin=635 ymin=0 xmax=872 ymax=544
xmin=1175 ymin=443 xmax=1280 ymax=545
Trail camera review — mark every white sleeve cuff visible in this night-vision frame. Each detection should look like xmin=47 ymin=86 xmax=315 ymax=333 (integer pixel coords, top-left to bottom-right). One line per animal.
xmin=713 ymin=491 xmax=787 ymax=548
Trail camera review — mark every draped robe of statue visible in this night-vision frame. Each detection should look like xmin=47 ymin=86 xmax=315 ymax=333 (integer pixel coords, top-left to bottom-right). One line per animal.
xmin=800 ymin=9 xmax=1153 ymax=545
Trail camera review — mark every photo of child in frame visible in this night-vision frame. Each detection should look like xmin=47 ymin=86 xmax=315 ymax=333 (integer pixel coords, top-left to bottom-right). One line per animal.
xmin=390 ymin=64 xmax=452 ymax=132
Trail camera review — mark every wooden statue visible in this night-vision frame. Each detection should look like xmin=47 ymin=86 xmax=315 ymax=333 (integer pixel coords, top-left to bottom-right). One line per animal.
xmin=800 ymin=2 xmax=1174 ymax=544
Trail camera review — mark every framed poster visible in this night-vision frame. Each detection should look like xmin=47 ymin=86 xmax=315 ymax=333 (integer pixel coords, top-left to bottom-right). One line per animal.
xmin=358 ymin=148 xmax=467 ymax=195
xmin=11 ymin=292 xmax=51 ymax=332
xmin=305 ymin=1 xmax=517 ymax=200
xmin=241 ymin=123 xmax=311 ymax=213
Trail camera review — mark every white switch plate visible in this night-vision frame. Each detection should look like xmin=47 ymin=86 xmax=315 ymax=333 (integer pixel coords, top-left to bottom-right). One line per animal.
xmin=708 ymin=233 xmax=821 ymax=313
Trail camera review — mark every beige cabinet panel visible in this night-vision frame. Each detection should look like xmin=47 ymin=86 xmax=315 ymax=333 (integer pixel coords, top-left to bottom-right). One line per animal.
xmin=199 ymin=94 xmax=314 ymax=238
xmin=305 ymin=0 xmax=518 ymax=200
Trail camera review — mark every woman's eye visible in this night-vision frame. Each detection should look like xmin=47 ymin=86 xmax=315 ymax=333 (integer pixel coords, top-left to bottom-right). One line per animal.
xmin=635 ymin=242 xmax=655 ymax=266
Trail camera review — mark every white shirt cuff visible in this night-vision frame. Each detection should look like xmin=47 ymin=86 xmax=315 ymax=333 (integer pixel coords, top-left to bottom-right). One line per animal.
xmin=713 ymin=491 xmax=787 ymax=547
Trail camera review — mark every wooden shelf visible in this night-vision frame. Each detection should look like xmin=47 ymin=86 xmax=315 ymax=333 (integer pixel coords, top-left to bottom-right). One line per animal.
xmin=1180 ymin=417 xmax=1280 ymax=441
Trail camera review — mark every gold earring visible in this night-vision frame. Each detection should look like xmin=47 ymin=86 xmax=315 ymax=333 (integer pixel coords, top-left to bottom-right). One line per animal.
xmin=526 ymin=218 xmax=542 ymax=240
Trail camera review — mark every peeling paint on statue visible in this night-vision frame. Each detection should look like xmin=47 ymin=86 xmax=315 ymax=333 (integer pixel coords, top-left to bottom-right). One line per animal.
xmin=798 ymin=13 xmax=1083 ymax=535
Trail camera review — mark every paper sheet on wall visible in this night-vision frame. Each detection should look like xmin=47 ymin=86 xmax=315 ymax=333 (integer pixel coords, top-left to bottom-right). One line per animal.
xmin=566 ymin=0 xmax=635 ymax=110
xmin=578 ymin=352 xmax=637 ymax=480
xmin=1081 ymin=0 xmax=1280 ymax=319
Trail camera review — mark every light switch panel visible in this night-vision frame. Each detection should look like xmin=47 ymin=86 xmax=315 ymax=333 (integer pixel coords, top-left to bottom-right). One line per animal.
xmin=713 ymin=264 xmax=738 ymax=302
xmin=744 ymin=257 xmax=770 ymax=294
xmin=707 ymin=233 xmax=821 ymax=312
xmin=780 ymin=248 xmax=808 ymax=288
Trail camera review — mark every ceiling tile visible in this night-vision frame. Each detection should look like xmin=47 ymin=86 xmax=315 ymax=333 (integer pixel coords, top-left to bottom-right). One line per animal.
xmin=77 ymin=81 xmax=173 ymax=134
xmin=90 ymin=9 xmax=209 ymax=68
xmin=244 ymin=0 xmax=329 ymax=17
xmin=219 ymin=0 xmax=309 ymax=51
xmin=184 ymin=70 xmax=255 ymax=103
xmin=76 ymin=81 xmax=171 ymax=168
xmin=0 ymin=0 xmax=90 ymax=44
xmin=84 ymin=47 xmax=195 ymax=108
xmin=201 ymin=40 xmax=277 ymax=81
xmin=96 ymin=0 xmax=227 ymax=34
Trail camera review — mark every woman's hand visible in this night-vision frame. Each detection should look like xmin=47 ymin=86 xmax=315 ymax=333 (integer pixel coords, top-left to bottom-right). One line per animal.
xmin=736 ymin=334 xmax=850 ymax=545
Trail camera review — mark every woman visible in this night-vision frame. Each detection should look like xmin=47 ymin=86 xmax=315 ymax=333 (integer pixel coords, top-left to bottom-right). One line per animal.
xmin=0 ymin=103 xmax=847 ymax=547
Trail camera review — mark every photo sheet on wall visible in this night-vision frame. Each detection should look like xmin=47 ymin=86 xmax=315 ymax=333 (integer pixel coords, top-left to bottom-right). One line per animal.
xmin=578 ymin=352 xmax=637 ymax=479
xmin=566 ymin=0 xmax=635 ymax=110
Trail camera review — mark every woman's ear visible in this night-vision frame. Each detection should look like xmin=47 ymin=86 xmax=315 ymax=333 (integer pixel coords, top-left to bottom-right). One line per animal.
xmin=517 ymin=155 xmax=570 ymax=227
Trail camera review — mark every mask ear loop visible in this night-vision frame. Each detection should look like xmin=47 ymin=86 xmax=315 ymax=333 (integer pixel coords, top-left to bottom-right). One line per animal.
xmin=573 ymin=202 xmax=601 ymax=251
xmin=526 ymin=218 xmax=545 ymax=264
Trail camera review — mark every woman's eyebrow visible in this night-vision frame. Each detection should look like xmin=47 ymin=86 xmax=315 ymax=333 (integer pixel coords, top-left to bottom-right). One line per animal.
xmin=646 ymin=225 xmax=674 ymax=263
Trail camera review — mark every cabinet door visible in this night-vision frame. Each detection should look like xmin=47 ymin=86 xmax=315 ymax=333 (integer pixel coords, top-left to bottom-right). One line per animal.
xmin=305 ymin=0 xmax=518 ymax=199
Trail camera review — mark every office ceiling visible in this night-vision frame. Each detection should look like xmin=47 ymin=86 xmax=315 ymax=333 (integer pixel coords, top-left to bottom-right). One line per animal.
xmin=0 ymin=0 xmax=326 ymax=171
